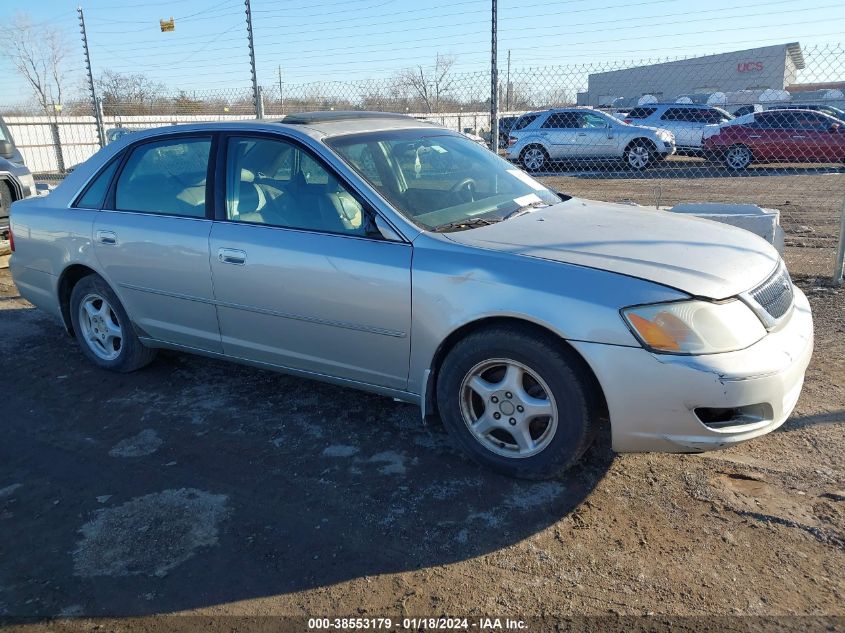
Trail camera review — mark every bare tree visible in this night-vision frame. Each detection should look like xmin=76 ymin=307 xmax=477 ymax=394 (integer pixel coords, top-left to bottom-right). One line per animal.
xmin=2 ymin=13 xmax=68 ymax=113
xmin=397 ymin=54 xmax=456 ymax=113
xmin=97 ymin=70 xmax=165 ymax=116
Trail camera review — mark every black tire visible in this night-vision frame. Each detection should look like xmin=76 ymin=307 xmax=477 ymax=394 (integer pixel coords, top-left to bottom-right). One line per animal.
xmin=519 ymin=145 xmax=549 ymax=173
xmin=0 ymin=181 xmax=12 ymax=220
xmin=623 ymin=140 xmax=654 ymax=170
xmin=69 ymin=274 xmax=157 ymax=372
xmin=436 ymin=325 xmax=600 ymax=479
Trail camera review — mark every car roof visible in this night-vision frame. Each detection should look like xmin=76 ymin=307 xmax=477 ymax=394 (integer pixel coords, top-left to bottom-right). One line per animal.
xmin=101 ymin=112 xmax=448 ymax=145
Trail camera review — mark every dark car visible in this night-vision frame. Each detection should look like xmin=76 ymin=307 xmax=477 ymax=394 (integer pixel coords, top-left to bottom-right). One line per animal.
xmin=497 ymin=116 xmax=518 ymax=148
xmin=703 ymin=109 xmax=845 ymax=170
xmin=0 ymin=116 xmax=36 ymax=235
xmin=767 ymin=103 xmax=845 ymax=122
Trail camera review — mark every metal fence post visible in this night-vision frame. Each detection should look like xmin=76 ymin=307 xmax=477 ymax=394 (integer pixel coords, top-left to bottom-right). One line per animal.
xmin=490 ymin=0 xmax=499 ymax=151
xmin=78 ymin=7 xmax=105 ymax=149
xmin=833 ymin=195 xmax=845 ymax=285
xmin=49 ymin=120 xmax=65 ymax=173
xmin=245 ymin=0 xmax=261 ymax=119
xmin=256 ymin=85 xmax=265 ymax=120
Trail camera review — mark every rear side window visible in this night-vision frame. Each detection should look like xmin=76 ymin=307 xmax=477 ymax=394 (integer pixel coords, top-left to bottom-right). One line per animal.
xmin=513 ymin=113 xmax=539 ymax=130
xmin=76 ymin=158 xmax=120 ymax=209
xmin=626 ymin=107 xmax=657 ymax=119
xmin=113 ymin=137 xmax=211 ymax=217
xmin=661 ymin=107 xmax=698 ymax=122
xmin=542 ymin=112 xmax=579 ymax=128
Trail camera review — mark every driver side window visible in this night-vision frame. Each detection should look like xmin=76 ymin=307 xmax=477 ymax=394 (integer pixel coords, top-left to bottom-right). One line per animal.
xmin=225 ymin=136 xmax=368 ymax=236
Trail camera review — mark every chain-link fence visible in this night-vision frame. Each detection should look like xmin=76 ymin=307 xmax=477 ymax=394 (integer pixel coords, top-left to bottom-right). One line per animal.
xmin=2 ymin=43 xmax=844 ymax=278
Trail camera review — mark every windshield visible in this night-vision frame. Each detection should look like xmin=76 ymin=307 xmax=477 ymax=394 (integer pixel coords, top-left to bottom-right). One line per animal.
xmin=328 ymin=129 xmax=562 ymax=231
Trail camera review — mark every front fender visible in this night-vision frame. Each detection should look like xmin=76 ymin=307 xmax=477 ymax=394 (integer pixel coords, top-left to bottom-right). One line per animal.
xmin=408 ymin=233 xmax=688 ymax=398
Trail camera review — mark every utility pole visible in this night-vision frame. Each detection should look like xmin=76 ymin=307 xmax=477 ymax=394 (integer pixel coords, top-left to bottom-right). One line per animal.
xmin=244 ymin=0 xmax=261 ymax=119
xmin=490 ymin=0 xmax=499 ymax=152
xmin=278 ymin=65 xmax=284 ymax=115
xmin=506 ymin=49 xmax=511 ymax=111
xmin=78 ymin=6 xmax=105 ymax=149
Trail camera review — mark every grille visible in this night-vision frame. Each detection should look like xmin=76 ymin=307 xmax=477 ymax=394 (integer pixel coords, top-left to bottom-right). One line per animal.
xmin=750 ymin=264 xmax=794 ymax=320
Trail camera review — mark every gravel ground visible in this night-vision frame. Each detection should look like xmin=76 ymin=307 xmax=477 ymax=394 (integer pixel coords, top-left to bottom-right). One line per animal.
xmin=0 ymin=172 xmax=843 ymax=631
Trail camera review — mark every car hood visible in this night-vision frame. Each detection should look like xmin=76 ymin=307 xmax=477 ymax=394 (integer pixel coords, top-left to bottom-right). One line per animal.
xmin=442 ymin=198 xmax=779 ymax=299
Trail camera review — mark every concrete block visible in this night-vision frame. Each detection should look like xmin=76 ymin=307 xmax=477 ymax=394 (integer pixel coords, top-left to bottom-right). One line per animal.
xmin=667 ymin=202 xmax=784 ymax=254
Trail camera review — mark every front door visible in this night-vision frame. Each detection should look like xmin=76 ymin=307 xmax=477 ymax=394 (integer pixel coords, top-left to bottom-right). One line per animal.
xmin=93 ymin=134 xmax=222 ymax=353
xmin=208 ymin=134 xmax=412 ymax=390
xmin=573 ymin=112 xmax=617 ymax=158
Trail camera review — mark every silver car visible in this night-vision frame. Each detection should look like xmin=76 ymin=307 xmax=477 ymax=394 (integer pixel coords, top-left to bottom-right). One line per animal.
xmin=505 ymin=107 xmax=676 ymax=172
xmin=9 ymin=112 xmax=812 ymax=479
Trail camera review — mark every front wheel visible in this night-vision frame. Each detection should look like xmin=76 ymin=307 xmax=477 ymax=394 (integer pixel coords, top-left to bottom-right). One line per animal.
xmin=69 ymin=274 xmax=157 ymax=372
xmin=624 ymin=141 xmax=653 ymax=170
xmin=436 ymin=326 xmax=599 ymax=479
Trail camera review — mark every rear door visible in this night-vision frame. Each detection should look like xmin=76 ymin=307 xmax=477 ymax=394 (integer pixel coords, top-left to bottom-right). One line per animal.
xmin=659 ymin=108 xmax=697 ymax=148
xmin=208 ymin=134 xmax=412 ymax=390
xmin=92 ymin=134 xmax=222 ymax=352
xmin=539 ymin=112 xmax=580 ymax=159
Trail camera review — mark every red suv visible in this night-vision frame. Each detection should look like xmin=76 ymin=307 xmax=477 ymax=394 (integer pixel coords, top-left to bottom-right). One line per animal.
xmin=702 ymin=109 xmax=845 ymax=170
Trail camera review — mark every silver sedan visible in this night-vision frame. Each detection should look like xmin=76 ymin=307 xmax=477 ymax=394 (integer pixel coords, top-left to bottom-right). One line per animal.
xmin=8 ymin=112 xmax=812 ymax=479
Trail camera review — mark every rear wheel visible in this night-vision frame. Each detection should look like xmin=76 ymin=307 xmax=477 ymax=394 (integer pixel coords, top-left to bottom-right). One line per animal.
xmin=0 ymin=181 xmax=13 ymax=221
xmin=69 ymin=274 xmax=157 ymax=372
xmin=725 ymin=144 xmax=752 ymax=170
xmin=520 ymin=145 xmax=548 ymax=173
xmin=436 ymin=325 xmax=599 ymax=479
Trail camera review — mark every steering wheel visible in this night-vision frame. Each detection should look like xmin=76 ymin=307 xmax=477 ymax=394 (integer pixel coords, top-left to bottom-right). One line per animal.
xmin=450 ymin=177 xmax=477 ymax=203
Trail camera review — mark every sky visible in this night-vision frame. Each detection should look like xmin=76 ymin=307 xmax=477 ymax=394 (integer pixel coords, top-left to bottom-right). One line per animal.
xmin=0 ymin=0 xmax=844 ymax=105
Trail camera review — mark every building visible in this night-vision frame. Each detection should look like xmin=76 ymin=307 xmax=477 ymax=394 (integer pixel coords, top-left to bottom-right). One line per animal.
xmin=577 ymin=43 xmax=805 ymax=107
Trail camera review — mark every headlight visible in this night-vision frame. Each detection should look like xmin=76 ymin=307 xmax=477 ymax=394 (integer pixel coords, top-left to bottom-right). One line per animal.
xmin=621 ymin=299 xmax=766 ymax=354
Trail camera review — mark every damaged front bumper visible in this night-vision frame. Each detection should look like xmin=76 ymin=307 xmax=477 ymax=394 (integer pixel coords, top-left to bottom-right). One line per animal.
xmin=571 ymin=286 xmax=814 ymax=453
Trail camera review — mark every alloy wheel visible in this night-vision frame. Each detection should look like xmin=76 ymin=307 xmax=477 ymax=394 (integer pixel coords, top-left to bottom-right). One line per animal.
xmin=78 ymin=293 xmax=123 ymax=361
xmin=522 ymin=147 xmax=546 ymax=172
xmin=627 ymin=145 xmax=651 ymax=169
xmin=726 ymin=146 xmax=751 ymax=170
xmin=459 ymin=358 xmax=558 ymax=459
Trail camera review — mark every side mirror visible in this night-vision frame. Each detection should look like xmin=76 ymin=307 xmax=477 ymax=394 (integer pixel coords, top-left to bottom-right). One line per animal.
xmin=0 ymin=140 xmax=14 ymax=159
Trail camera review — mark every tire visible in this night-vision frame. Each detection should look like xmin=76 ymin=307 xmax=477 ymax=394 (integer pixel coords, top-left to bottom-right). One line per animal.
xmin=69 ymin=274 xmax=157 ymax=372
xmin=436 ymin=325 xmax=600 ymax=479
xmin=520 ymin=145 xmax=549 ymax=173
xmin=724 ymin=144 xmax=752 ymax=171
xmin=623 ymin=140 xmax=654 ymax=170
xmin=0 ymin=181 xmax=12 ymax=220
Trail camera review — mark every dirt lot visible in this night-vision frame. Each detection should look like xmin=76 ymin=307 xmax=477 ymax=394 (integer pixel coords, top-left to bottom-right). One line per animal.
xmin=0 ymin=169 xmax=844 ymax=631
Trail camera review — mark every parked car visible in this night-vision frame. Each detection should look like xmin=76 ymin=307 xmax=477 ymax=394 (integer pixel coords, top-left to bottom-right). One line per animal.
xmin=106 ymin=127 xmax=139 ymax=144
xmin=623 ymin=103 xmax=733 ymax=153
xmin=497 ymin=116 xmax=518 ymax=148
xmin=702 ymin=108 xmax=845 ymax=170
xmin=9 ymin=112 xmax=812 ymax=479
xmin=0 ymin=116 xmax=37 ymax=236
xmin=505 ymin=107 xmax=675 ymax=172
xmin=766 ymin=103 xmax=845 ymax=122
xmin=730 ymin=104 xmax=763 ymax=117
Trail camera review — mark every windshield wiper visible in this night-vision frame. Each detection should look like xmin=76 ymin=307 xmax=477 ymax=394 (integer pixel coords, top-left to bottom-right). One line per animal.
xmin=502 ymin=201 xmax=549 ymax=221
xmin=432 ymin=217 xmax=501 ymax=232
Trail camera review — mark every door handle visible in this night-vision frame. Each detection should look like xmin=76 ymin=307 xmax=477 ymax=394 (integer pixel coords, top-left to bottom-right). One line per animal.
xmin=218 ymin=247 xmax=247 ymax=265
xmin=749 ymin=135 xmax=762 ymax=138
xmin=96 ymin=230 xmax=117 ymax=245
xmin=577 ymin=132 xmax=587 ymax=136
xmin=791 ymin=135 xmax=807 ymax=139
